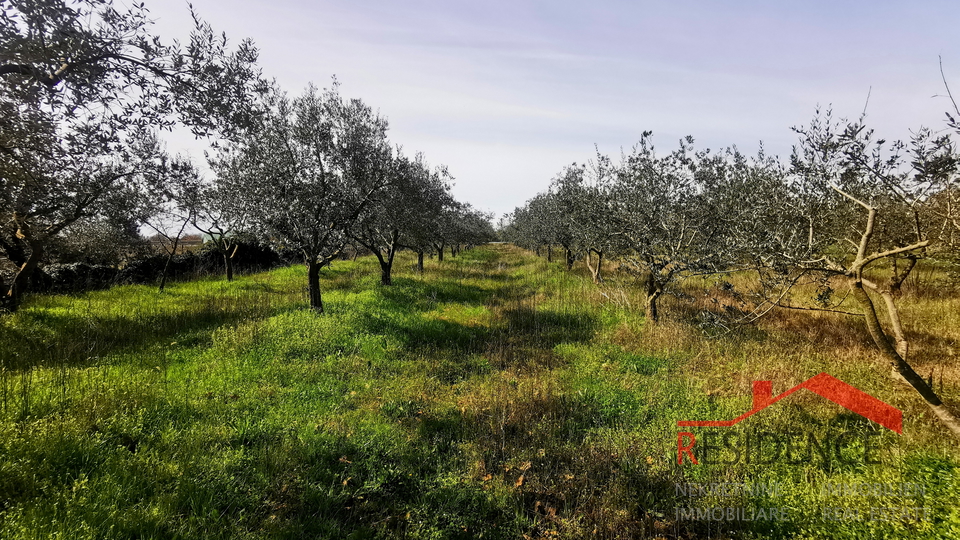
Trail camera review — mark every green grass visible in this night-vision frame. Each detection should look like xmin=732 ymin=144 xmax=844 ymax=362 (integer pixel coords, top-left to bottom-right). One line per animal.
xmin=1 ymin=246 xmax=958 ymax=539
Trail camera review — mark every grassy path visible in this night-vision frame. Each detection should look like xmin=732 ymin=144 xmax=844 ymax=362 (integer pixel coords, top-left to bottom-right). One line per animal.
xmin=1 ymin=245 xmax=958 ymax=539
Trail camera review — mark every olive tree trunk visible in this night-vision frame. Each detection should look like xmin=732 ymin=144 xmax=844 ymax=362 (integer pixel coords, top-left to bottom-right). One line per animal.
xmin=4 ymin=238 xmax=44 ymax=312
xmin=223 ymin=248 xmax=235 ymax=281
xmin=849 ymin=278 xmax=960 ymax=436
xmin=307 ymin=259 xmax=324 ymax=313
xmin=376 ymin=246 xmax=396 ymax=286
xmin=831 ymin=186 xmax=960 ymax=437
xmin=644 ymin=272 xmax=663 ymax=324
xmin=585 ymin=249 xmax=604 ymax=283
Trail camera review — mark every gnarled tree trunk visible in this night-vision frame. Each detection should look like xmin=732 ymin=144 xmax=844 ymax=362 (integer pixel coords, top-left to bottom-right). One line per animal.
xmin=306 ymin=259 xmax=324 ymax=313
xmin=828 ymin=186 xmax=960 ymax=437
xmin=849 ymin=278 xmax=960 ymax=436
xmin=4 ymin=238 xmax=44 ymax=312
xmin=585 ymin=249 xmax=604 ymax=283
xmin=218 ymin=242 xmax=238 ymax=282
xmin=223 ymin=247 xmax=235 ymax=281
xmin=644 ymin=272 xmax=663 ymax=324
xmin=376 ymin=246 xmax=396 ymax=285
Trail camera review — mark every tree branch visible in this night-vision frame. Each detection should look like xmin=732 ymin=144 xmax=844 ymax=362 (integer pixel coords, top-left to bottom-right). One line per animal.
xmin=855 ymin=240 xmax=929 ymax=270
xmin=940 ymin=55 xmax=960 ymax=118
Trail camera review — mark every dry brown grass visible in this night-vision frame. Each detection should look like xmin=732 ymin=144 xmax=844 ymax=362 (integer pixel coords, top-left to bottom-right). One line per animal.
xmin=556 ymin=252 xmax=960 ymax=446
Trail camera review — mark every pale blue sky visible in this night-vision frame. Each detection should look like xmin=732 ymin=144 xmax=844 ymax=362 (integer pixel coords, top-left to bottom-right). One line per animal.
xmin=148 ymin=0 xmax=960 ymax=218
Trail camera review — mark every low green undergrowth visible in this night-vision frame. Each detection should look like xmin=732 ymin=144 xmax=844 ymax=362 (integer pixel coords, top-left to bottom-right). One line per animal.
xmin=1 ymin=246 xmax=958 ymax=539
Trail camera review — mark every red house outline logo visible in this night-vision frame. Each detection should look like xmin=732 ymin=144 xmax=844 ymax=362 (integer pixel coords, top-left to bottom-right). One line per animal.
xmin=677 ymin=372 xmax=902 ymax=434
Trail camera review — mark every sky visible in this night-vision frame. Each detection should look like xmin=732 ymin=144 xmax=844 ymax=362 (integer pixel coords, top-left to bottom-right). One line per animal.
xmin=146 ymin=0 xmax=960 ymax=219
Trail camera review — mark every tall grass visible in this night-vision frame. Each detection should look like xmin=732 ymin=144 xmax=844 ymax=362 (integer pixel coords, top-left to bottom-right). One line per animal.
xmin=0 ymin=246 xmax=958 ymax=539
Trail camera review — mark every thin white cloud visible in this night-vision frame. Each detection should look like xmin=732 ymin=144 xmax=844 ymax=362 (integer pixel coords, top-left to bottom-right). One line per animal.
xmin=147 ymin=0 xmax=960 ymax=217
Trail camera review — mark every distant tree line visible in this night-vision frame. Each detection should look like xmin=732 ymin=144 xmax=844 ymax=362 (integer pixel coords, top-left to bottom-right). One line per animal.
xmin=0 ymin=0 xmax=495 ymax=313
xmin=501 ymin=110 xmax=960 ymax=436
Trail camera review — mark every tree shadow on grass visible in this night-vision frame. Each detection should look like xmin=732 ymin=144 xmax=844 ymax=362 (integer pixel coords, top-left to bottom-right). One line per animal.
xmin=413 ymin=390 xmax=690 ymax=539
xmin=351 ymin=279 xmax=600 ymax=374
xmin=480 ymin=307 xmax=599 ymax=370
xmin=273 ymin=429 xmax=526 ymax=540
xmin=378 ymin=277 xmax=494 ymax=308
xmin=499 ymin=307 xmax=597 ymax=347
xmin=0 ymin=300 xmax=272 ymax=371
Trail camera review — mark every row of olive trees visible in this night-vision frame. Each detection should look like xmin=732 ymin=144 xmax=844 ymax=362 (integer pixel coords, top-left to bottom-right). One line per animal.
xmin=205 ymin=82 xmax=495 ymax=311
xmin=0 ymin=0 xmax=495 ymax=313
xmin=503 ymin=134 xmax=753 ymax=321
xmin=502 ymin=112 xmax=960 ymax=436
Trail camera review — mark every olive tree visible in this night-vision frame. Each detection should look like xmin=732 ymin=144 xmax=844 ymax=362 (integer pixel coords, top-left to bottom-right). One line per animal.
xmin=213 ymin=83 xmax=391 ymax=312
xmin=181 ymin=178 xmax=252 ymax=282
xmin=351 ymin=151 xmax=453 ymax=284
xmin=398 ymin=158 xmax=456 ymax=274
xmin=551 ymin=156 xmax=625 ymax=283
xmin=127 ymin=134 xmax=203 ymax=291
xmin=740 ymin=110 xmax=960 ymax=436
xmin=447 ymin=203 xmax=496 ymax=252
xmin=0 ymin=0 xmax=263 ymax=310
xmin=503 ymin=194 xmax=556 ymax=258
xmin=611 ymin=133 xmax=730 ymax=322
